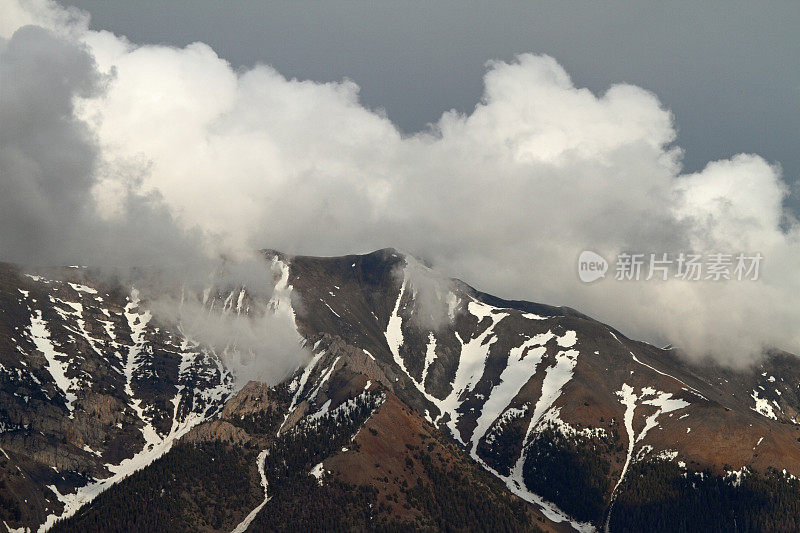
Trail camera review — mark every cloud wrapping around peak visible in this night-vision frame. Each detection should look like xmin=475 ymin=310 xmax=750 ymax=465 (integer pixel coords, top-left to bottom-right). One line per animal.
xmin=1 ymin=0 xmax=799 ymax=366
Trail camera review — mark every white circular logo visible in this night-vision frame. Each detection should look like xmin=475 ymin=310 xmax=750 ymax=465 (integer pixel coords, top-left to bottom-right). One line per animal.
xmin=578 ymin=250 xmax=608 ymax=283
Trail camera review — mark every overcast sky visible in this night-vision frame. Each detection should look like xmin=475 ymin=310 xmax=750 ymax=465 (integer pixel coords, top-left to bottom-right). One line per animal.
xmin=3 ymin=0 xmax=799 ymax=365
xmin=67 ymin=0 xmax=800 ymax=213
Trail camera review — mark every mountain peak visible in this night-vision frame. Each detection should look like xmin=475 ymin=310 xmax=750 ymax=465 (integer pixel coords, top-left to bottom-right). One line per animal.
xmin=2 ymin=255 xmax=800 ymax=532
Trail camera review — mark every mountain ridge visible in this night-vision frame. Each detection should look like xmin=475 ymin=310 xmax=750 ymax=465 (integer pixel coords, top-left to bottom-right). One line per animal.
xmin=1 ymin=249 xmax=799 ymax=532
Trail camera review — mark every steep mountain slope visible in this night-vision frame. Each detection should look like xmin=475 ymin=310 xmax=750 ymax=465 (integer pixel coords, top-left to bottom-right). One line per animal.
xmin=2 ymin=250 xmax=800 ymax=532
xmin=279 ymin=249 xmax=800 ymax=530
xmin=0 ymin=263 xmax=234 ymax=531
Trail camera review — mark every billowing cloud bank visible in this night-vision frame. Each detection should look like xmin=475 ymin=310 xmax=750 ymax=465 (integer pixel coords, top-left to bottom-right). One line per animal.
xmin=2 ymin=0 xmax=798 ymax=366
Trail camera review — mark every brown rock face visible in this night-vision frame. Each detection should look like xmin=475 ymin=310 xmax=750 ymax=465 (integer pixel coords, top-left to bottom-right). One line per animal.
xmin=182 ymin=420 xmax=251 ymax=445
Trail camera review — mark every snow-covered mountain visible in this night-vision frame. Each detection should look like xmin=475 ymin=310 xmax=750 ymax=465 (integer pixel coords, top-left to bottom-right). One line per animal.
xmin=1 ymin=250 xmax=799 ymax=532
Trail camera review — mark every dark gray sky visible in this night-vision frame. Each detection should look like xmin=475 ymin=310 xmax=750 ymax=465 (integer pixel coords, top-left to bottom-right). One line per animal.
xmin=67 ymin=0 xmax=800 ymax=213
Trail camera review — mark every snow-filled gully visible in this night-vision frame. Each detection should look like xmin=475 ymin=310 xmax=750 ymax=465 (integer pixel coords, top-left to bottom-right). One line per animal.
xmin=604 ymin=384 xmax=689 ymax=532
xmin=38 ymin=288 xmax=234 ymax=531
xmin=230 ymin=449 xmax=270 ymax=533
xmin=383 ymin=275 xmax=593 ymax=531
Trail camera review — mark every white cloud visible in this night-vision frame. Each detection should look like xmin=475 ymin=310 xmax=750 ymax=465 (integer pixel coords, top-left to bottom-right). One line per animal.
xmin=2 ymin=0 xmax=798 ymax=365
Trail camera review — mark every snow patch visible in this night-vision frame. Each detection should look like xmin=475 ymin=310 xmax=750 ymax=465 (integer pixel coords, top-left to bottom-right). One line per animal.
xmin=537 ymin=407 xmax=607 ymax=440
xmin=231 ymin=448 xmax=270 ymax=533
xmin=605 ymin=384 xmax=689 ymax=532
xmin=557 ymin=330 xmax=577 ymax=348
xmin=440 ymin=300 xmax=508 ymax=442
xmin=751 ymin=390 xmax=777 ymax=419
xmin=470 ymin=331 xmax=553 ymax=453
xmin=420 ymin=333 xmax=437 ymax=385
xmin=385 ymin=279 xmax=407 ymax=369
xmin=309 ymin=462 xmax=325 ymax=485
xmin=28 ymin=311 xmax=78 ymax=414
xmin=68 ymin=283 xmax=97 ymax=295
